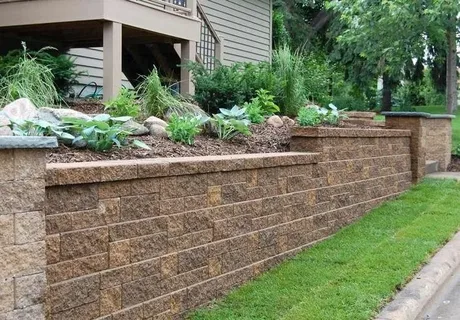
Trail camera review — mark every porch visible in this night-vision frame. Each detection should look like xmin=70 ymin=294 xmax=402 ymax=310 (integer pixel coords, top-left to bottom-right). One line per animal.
xmin=0 ymin=0 xmax=222 ymax=99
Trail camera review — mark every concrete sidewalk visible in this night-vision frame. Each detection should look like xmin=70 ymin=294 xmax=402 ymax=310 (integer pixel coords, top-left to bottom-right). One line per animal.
xmin=426 ymin=172 xmax=460 ymax=181
xmin=418 ymin=267 xmax=460 ymax=319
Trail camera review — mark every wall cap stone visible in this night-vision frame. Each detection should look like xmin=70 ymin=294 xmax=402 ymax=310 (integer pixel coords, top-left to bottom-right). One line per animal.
xmin=291 ymin=126 xmax=411 ymax=138
xmin=0 ymin=136 xmax=58 ymax=149
xmin=46 ymin=152 xmax=320 ymax=186
xmin=382 ymin=112 xmax=456 ymax=119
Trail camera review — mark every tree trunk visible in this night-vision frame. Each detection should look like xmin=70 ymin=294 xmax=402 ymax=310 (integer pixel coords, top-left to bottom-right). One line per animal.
xmin=382 ymin=73 xmax=392 ymax=112
xmin=446 ymin=23 xmax=458 ymax=114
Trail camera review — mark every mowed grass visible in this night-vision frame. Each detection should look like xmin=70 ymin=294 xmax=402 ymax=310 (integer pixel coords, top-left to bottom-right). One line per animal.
xmin=189 ymin=179 xmax=460 ymax=320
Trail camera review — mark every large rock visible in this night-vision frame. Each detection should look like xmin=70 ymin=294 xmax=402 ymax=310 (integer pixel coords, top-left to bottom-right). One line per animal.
xmin=149 ymin=124 xmax=168 ymax=138
xmin=121 ymin=120 xmax=149 ymax=136
xmin=38 ymin=107 xmax=91 ymax=125
xmin=144 ymin=116 xmax=167 ymax=128
xmin=267 ymin=115 xmax=284 ymax=128
xmin=164 ymin=103 xmax=209 ymax=121
xmin=2 ymin=98 xmax=38 ymax=120
xmin=281 ymin=116 xmax=296 ymax=127
xmin=0 ymin=126 xmax=13 ymax=136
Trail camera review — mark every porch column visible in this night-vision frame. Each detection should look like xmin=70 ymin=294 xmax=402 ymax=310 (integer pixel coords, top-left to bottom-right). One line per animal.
xmin=103 ymin=21 xmax=122 ymax=101
xmin=180 ymin=40 xmax=196 ymax=95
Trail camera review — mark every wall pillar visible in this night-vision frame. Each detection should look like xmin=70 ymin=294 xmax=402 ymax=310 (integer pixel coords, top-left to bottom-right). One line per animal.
xmin=103 ymin=21 xmax=123 ymax=102
xmin=180 ymin=40 xmax=196 ymax=96
xmin=0 ymin=137 xmax=57 ymax=320
xmin=384 ymin=112 xmax=454 ymax=182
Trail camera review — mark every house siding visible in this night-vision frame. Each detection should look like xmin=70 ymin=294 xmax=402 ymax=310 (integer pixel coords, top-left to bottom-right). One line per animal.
xmin=67 ymin=0 xmax=272 ymax=92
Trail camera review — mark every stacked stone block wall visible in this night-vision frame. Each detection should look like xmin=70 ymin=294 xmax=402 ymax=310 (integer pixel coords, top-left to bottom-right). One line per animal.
xmin=422 ymin=118 xmax=452 ymax=171
xmin=42 ymin=127 xmax=412 ymax=319
xmin=0 ymin=147 xmax=49 ymax=320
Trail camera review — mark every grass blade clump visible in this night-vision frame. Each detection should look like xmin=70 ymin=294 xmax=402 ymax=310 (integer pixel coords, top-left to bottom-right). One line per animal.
xmin=0 ymin=42 xmax=59 ymax=108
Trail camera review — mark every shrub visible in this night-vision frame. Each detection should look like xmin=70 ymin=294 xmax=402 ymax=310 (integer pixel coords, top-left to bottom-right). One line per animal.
xmin=63 ymin=114 xmax=150 ymax=152
xmin=211 ymin=106 xmax=251 ymax=140
xmin=104 ymin=88 xmax=139 ymax=118
xmin=244 ymin=103 xmax=265 ymax=124
xmin=166 ymin=114 xmax=209 ymax=145
xmin=0 ymin=42 xmax=59 ymax=108
xmin=272 ymin=46 xmax=306 ymax=116
xmin=0 ymin=45 xmax=82 ymax=99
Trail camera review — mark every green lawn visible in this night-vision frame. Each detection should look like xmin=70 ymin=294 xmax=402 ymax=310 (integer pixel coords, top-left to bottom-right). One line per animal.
xmin=190 ymin=179 xmax=460 ymax=320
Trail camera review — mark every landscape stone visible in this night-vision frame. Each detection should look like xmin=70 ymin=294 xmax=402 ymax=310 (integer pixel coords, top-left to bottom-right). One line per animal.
xmin=48 ymin=108 xmax=91 ymax=122
xmin=281 ymin=116 xmax=296 ymax=126
xmin=36 ymin=107 xmax=61 ymax=125
xmin=267 ymin=115 xmax=284 ymax=128
xmin=2 ymin=98 xmax=38 ymax=120
xmin=144 ymin=116 xmax=167 ymax=128
xmin=0 ymin=114 xmax=11 ymax=126
xmin=0 ymin=127 xmax=13 ymax=136
xmin=120 ymin=119 xmax=149 ymax=136
xmin=149 ymin=124 xmax=168 ymax=138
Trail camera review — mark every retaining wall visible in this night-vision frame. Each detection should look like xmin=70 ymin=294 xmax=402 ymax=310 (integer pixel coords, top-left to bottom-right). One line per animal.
xmin=41 ymin=127 xmax=412 ymax=319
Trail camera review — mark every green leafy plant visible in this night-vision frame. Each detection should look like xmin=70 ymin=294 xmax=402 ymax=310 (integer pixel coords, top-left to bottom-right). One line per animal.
xmin=10 ymin=118 xmax=74 ymax=140
xmin=0 ymin=42 xmax=59 ymax=108
xmin=104 ymin=88 xmax=139 ymax=118
xmin=166 ymin=114 xmax=209 ymax=145
xmin=297 ymin=106 xmax=322 ymax=126
xmin=244 ymin=102 xmax=265 ymax=124
xmin=211 ymin=106 xmax=251 ymax=140
xmin=63 ymin=114 xmax=150 ymax=152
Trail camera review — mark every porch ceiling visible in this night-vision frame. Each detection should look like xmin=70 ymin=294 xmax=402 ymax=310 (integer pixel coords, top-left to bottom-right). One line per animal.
xmin=0 ymin=0 xmax=201 ymax=44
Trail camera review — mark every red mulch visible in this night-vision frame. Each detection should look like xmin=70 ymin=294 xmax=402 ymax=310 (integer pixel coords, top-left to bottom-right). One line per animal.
xmin=448 ymin=155 xmax=460 ymax=172
xmin=46 ymin=123 xmax=291 ymax=163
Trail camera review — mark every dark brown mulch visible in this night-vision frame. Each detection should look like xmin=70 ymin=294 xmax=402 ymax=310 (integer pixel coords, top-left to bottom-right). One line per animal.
xmin=46 ymin=123 xmax=291 ymax=163
xmin=448 ymin=155 xmax=460 ymax=172
xmin=64 ymin=99 xmax=105 ymax=115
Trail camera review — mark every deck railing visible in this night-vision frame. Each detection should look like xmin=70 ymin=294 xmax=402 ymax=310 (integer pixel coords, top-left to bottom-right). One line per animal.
xmin=128 ymin=0 xmax=196 ymax=17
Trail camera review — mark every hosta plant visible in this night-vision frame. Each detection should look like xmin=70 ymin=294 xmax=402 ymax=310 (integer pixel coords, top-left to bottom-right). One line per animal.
xmin=166 ymin=114 xmax=209 ymax=145
xmin=10 ymin=118 xmax=75 ymax=140
xmin=211 ymin=106 xmax=251 ymax=140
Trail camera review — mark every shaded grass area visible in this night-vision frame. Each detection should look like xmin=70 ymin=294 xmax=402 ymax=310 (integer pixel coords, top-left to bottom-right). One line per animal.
xmin=190 ymin=179 xmax=460 ymax=320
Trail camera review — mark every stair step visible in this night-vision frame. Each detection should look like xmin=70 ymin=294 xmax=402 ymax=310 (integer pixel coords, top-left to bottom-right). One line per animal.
xmin=426 ymin=160 xmax=439 ymax=174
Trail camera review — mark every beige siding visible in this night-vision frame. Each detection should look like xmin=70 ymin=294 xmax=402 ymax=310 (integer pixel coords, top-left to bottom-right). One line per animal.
xmin=202 ymin=0 xmax=272 ymax=64
xmin=67 ymin=47 xmax=132 ymax=98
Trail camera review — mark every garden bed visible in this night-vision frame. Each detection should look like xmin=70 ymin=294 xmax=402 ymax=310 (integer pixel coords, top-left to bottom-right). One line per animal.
xmin=46 ymin=122 xmax=290 ymax=163
xmin=448 ymin=155 xmax=460 ymax=172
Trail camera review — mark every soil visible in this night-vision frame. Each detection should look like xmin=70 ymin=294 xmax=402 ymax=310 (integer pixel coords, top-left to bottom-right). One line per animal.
xmin=448 ymin=155 xmax=460 ymax=172
xmin=64 ymin=99 xmax=105 ymax=115
xmin=46 ymin=123 xmax=291 ymax=163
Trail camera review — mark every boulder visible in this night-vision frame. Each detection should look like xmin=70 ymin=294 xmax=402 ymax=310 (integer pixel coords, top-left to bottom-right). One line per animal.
xmin=267 ymin=115 xmax=284 ymax=128
xmin=121 ymin=119 xmax=149 ymax=136
xmin=0 ymin=114 xmax=11 ymax=127
xmin=149 ymin=124 xmax=168 ymax=138
xmin=164 ymin=103 xmax=209 ymax=121
xmin=2 ymin=98 xmax=38 ymax=120
xmin=0 ymin=126 xmax=13 ymax=136
xmin=281 ymin=116 xmax=296 ymax=127
xmin=144 ymin=116 xmax=167 ymax=128
xmin=37 ymin=107 xmax=91 ymax=125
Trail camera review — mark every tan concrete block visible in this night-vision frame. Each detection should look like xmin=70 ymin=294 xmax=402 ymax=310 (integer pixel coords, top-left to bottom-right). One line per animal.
xmin=100 ymin=163 xmax=137 ymax=182
xmin=208 ymin=256 xmax=222 ymax=277
xmin=160 ymin=175 xmax=207 ymax=200
xmin=0 ymin=180 xmax=45 ymax=215
xmin=132 ymin=258 xmax=161 ymax=280
xmin=15 ymin=272 xmax=45 ymax=308
xmin=207 ymin=186 xmax=221 ymax=207
xmin=60 ymin=227 xmax=108 ymax=260
xmin=131 ymin=178 xmax=160 ymax=195
xmin=0 ymin=214 xmax=14 ymax=246
xmin=45 ymin=234 xmax=60 ymax=264
xmin=98 ymin=180 xmax=131 ymax=199
xmin=184 ymin=194 xmax=208 ymax=212
xmin=161 ymin=253 xmax=178 ymax=279
xmin=121 ymin=274 xmax=162 ymax=307
xmin=45 ymin=213 xmax=73 ymax=235
xmin=109 ymin=240 xmax=131 ymax=268
xmin=178 ymin=246 xmax=208 ymax=274
xmin=0 ymin=277 xmax=14 ymax=313
xmin=15 ymin=211 xmax=45 ymax=244
xmin=109 ymin=217 xmax=167 ymax=242
xmin=100 ymin=265 xmax=132 ymax=290
xmin=49 ymin=301 xmax=99 ymax=320
xmin=0 ymin=242 xmax=45 ymax=279
xmin=112 ymin=304 xmax=143 ymax=320
xmin=2 ymin=304 xmax=45 ymax=320
xmin=100 ymin=286 xmax=122 ymax=315
xmin=160 ymin=198 xmax=185 ymax=215
xmin=120 ymin=194 xmax=160 ymax=221
xmin=222 ymin=183 xmax=247 ymax=204
xmin=14 ymin=149 xmax=46 ymax=180
xmin=46 ymin=260 xmax=74 ymax=285
xmin=46 ymin=184 xmax=98 ymax=215
xmin=130 ymin=233 xmax=168 ymax=263
xmin=73 ymin=253 xmax=108 ymax=277
xmin=48 ymin=274 xmax=100 ymax=313
xmin=0 ymin=150 xmax=14 ymax=182
xmin=143 ymin=295 xmax=170 ymax=318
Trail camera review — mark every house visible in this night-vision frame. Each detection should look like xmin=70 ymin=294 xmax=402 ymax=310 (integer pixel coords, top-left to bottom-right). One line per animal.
xmin=0 ymin=0 xmax=273 ymax=100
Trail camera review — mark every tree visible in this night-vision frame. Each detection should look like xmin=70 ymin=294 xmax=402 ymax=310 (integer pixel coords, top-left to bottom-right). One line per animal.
xmin=328 ymin=0 xmax=459 ymax=112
